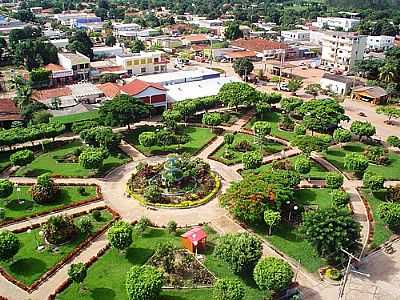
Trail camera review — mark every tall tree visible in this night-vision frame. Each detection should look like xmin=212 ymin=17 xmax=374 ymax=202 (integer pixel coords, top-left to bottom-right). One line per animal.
xmin=233 ymin=58 xmax=254 ymax=79
xmin=224 ymin=22 xmax=243 ymax=40
xmin=68 ymin=31 xmax=94 ymax=59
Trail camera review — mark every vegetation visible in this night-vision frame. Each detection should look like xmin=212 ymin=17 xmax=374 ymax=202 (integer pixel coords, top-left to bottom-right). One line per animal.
xmin=253 ymin=257 xmax=293 ymax=292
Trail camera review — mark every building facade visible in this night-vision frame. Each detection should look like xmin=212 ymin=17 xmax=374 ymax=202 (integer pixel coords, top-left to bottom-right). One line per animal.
xmin=314 ymin=17 xmax=360 ymax=32
xmin=57 ymin=52 xmax=91 ymax=80
xmin=320 ymin=31 xmax=367 ymax=71
xmin=115 ymin=51 xmax=167 ymax=76
xmin=366 ymin=35 xmax=395 ymax=52
xmin=281 ymin=30 xmax=310 ymax=41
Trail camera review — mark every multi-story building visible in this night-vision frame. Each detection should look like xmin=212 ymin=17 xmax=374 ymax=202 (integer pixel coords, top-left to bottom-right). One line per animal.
xmin=320 ymin=31 xmax=367 ymax=71
xmin=314 ymin=17 xmax=360 ymax=32
xmin=281 ymin=30 xmax=310 ymax=42
xmin=367 ymin=35 xmax=395 ymax=52
xmin=115 ymin=51 xmax=167 ymax=76
xmin=57 ymin=52 xmax=91 ymax=80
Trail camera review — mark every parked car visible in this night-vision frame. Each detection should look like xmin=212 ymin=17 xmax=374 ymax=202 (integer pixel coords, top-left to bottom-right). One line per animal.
xmin=278 ymin=82 xmax=290 ymax=92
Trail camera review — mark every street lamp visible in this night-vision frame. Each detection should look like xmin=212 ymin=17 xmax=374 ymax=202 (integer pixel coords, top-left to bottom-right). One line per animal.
xmin=192 ymin=233 xmax=198 ymax=257
xmin=288 ymin=204 xmax=299 ymax=222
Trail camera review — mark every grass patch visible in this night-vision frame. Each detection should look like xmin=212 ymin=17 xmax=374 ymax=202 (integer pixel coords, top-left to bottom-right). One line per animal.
xmin=323 ymin=143 xmax=400 ymax=180
xmin=1 ymin=185 xmax=97 ymax=222
xmin=0 ymin=150 xmax=13 ymax=173
xmin=57 ymin=227 xmax=267 ymax=300
xmin=15 ymin=140 xmax=130 ymax=177
xmin=124 ymin=126 xmax=216 ymax=156
xmin=210 ymin=133 xmax=285 ymax=165
xmin=51 ymin=111 xmax=99 ymax=125
xmin=0 ymin=210 xmax=113 ymax=285
xmin=360 ymin=189 xmax=393 ymax=248
xmin=245 ymin=112 xmax=296 ymax=141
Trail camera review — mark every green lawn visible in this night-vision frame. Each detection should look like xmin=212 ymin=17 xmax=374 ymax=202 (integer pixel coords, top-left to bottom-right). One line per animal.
xmin=210 ymin=133 xmax=285 ymax=165
xmin=360 ymin=189 xmax=393 ymax=248
xmin=323 ymin=143 xmax=400 ymax=180
xmin=0 ymin=210 xmax=113 ymax=285
xmin=124 ymin=126 xmax=216 ymax=156
xmin=246 ymin=156 xmax=328 ymax=179
xmin=1 ymin=185 xmax=97 ymax=222
xmin=58 ymin=227 xmax=269 ymax=300
xmin=253 ymin=189 xmax=334 ymax=273
xmin=0 ymin=150 xmax=13 ymax=173
xmin=15 ymin=140 xmax=130 ymax=177
xmin=245 ymin=112 xmax=296 ymax=141
xmin=51 ymin=111 xmax=99 ymax=125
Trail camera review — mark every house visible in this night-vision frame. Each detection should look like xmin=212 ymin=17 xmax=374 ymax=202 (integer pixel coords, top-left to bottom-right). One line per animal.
xmin=0 ymin=17 xmax=27 ymax=34
xmin=113 ymin=23 xmax=141 ymax=36
xmin=97 ymin=82 xmax=121 ymax=99
xmin=320 ymin=73 xmax=353 ymax=95
xmin=163 ymin=23 xmax=193 ymax=36
xmin=320 ymin=31 xmax=367 ymax=72
xmin=115 ymin=51 xmax=167 ymax=76
xmin=231 ymin=38 xmax=291 ymax=59
xmin=351 ymin=86 xmax=388 ymax=104
xmin=120 ymin=79 xmax=167 ymax=107
xmin=90 ymin=60 xmax=125 ymax=77
xmin=54 ymin=13 xmax=94 ymax=26
xmin=223 ymin=50 xmax=258 ymax=61
xmin=68 ymin=82 xmax=105 ymax=104
xmin=0 ymin=98 xmax=23 ymax=127
xmin=57 ymin=52 xmax=91 ymax=80
xmin=181 ymin=34 xmax=210 ymax=46
xmin=72 ymin=16 xmax=102 ymax=30
xmin=49 ymin=38 xmax=69 ymax=49
xmin=44 ymin=63 xmax=74 ymax=86
xmin=281 ymin=30 xmax=310 ymax=42
xmin=181 ymin=227 xmax=207 ymax=253
xmin=367 ymin=35 xmax=395 ymax=52
xmin=313 ymin=17 xmax=360 ymax=32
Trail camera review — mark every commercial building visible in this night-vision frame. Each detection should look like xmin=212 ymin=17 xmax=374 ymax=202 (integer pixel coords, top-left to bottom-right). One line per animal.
xmin=313 ymin=17 xmax=360 ymax=32
xmin=57 ymin=52 xmax=91 ymax=80
xmin=281 ymin=30 xmax=310 ymax=42
xmin=115 ymin=51 xmax=167 ymax=76
xmin=366 ymin=35 xmax=395 ymax=52
xmin=231 ymin=38 xmax=292 ymax=59
xmin=120 ymin=79 xmax=167 ymax=107
xmin=54 ymin=13 xmax=94 ymax=26
xmin=320 ymin=31 xmax=367 ymax=71
xmin=113 ymin=23 xmax=141 ymax=35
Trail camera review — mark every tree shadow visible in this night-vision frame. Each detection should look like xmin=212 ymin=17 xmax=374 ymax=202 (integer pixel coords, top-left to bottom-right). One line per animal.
xmin=5 ymin=199 xmax=34 ymax=211
xmin=126 ymin=247 xmax=154 ymax=265
xmin=90 ymin=287 xmax=116 ymax=300
xmin=10 ymin=258 xmax=46 ymax=276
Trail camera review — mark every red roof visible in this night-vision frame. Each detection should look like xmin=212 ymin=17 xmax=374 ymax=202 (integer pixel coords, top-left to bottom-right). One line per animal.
xmin=44 ymin=64 xmax=65 ymax=72
xmin=120 ymin=79 xmax=166 ymax=96
xmin=225 ymin=50 xmax=257 ymax=58
xmin=32 ymin=87 xmax=72 ymax=101
xmin=231 ymin=38 xmax=288 ymax=53
xmin=181 ymin=227 xmax=207 ymax=243
xmin=97 ymin=83 xmax=121 ymax=98
xmin=182 ymin=34 xmax=209 ymax=43
xmin=0 ymin=98 xmax=23 ymax=121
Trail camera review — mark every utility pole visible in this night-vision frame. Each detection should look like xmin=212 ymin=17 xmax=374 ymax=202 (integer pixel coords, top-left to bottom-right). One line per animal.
xmin=337 ymin=248 xmax=370 ymax=300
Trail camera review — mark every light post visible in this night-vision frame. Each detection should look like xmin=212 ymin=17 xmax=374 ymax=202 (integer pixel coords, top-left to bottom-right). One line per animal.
xmin=192 ymin=233 xmax=198 ymax=257
xmin=14 ymin=183 xmax=21 ymax=204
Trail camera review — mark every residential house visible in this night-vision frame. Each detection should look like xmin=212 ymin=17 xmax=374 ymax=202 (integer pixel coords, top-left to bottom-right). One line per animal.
xmin=0 ymin=98 xmax=23 ymax=128
xmin=181 ymin=34 xmax=210 ymax=46
xmin=281 ymin=30 xmax=310 ymax=42
xmin=57 ymin=52 xmax=91 ymax=80
xmin=120 ymin=79 xmax=167 ymax=107
xmin=320 ymin=73 xmax=353 ymax=95
xmin=231 ymin=38 xmax=291 ymax=59
xmin=44 ymin=63 xmax=74 ymax=86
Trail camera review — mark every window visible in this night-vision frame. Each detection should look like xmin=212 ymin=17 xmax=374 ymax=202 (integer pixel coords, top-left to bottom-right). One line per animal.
xmin=134 ymin=60 xmax=139 ymax=65
xmin=154 ymin=66 xmax=159 ymax=72
xmin=154 ymin=57 xmax=159 ymax=63
xmin=141 ymin=59 xmax=146 ymax=64
xmin=147 ymin=58 xmax=152 ymax=63
xmin=127 ymin=60 xmax=132 ymax=66
xmin=141 ymin=67 xmax=146 ymax=73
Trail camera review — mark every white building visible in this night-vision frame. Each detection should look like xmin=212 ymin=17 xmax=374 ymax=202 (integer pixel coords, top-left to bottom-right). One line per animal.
xmin=49 ymin=38 xmax=69 ymax=49
xmin=92 ymin=46 xmax=124 ymax=58
xmin=320 ymin=73 xmax=353 ymax=95
xmin=314 ymin=17 xmax=360 ymax=32
xmin=197 ymin=19 xmax=224 ymax=28
xmin=115 ymin=51 xmax=167 ymax=76
xmin=367 ymin=35 xmax=395 ymax=52
xmin=320 ymin=31 xmax=367 ymax=71
xmin=281 ymin=30 xmax=310 ymax=42
xmin=57 ymin=52 xmax=91 ymax=80
xmin=54 ymin=13 xmax=93 ymax=26
xmin=113 ymin=23 xmax=141 ymax=35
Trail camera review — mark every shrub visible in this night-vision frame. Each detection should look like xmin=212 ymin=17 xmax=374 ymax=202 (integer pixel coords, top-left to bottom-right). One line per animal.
xmin=325 ymin=172 xmax=344 ymax=189
xmin=224 ymin=133 xmax=234 ymax=145
xmin=344 ymin=153 xmax=369 ymax=177
xmin=325 ymin=268 xmax=342 ymax=281
xmin=76 ymin=216 xmax=93 ymax=235
xmin=333 ymin=128 xmax=352 ymax=144
xmin=167 ymin=220 xmax=178 ymax=234
xmin=294 ymin=155 xmax=311 ymax=175
xmin=331 ymin=190 xmax=350 ymax=208
xmin=0 ymin=230 xmax=20 ymax=261
xmin=30 ymin=173 xmax=59 ymax=204
xmin=143 ymin=185 xmax=161 ymax=203
xmin=71 ymin=120 xmax=99 ymax=134
xmin=202 ymin=112 xmax=222 ymax=127
xmin=79 ymin=147 xmax=106 ymax=169
xmin=68 ymin=262 xmax=87 ymax=286
xmin=10 ymin=149 xmax=34 ymax=166
xmin=294 ymin=124 xmax=306 ymax=136
xmin=242 ymin=151 xmax=263 ymax=169
xmin=135 ymin=216 xmax=151 ymax=236
xmin=214 ymin=233 xmax=262 ymax=274
xmin=279 ymin=115 xmax=295 ymax=131
xmin=213 ymin=278 xmax=245 ymax=300
xmin=0 ymin=179 xmax=13 ymax=198
xmin=125 ymin=265 xmax=164 ymax=300
xmin=0 ymin=208 xmax=5 ymax=220
xmin=91 ymin=209 xmax=102 ymax=221
xmin=363 ymin=146 xmax=389 ymax=165
xmin=139 ymin=132 xmax=157 ymax=147
xmin=234 ymin=140 xmax=253 ymax=152
xmin=363 ymin=172 xmax=385 ymax=192
xmin=378 ymin=202 xmax=400 ymax=229
xmin=107 ymin=221 xmax=133 ymax=251
xmin=387 ymin=136 xmax=400 ymax=148
xmin=42 ymin=215 xmax=77 ymax=245
xmin=387 ymin=184 xmax=400 ymax=202
xmin=253 ymin=257 xmax=293 ymax=292
xmin=77 ymin=186 xmax=86 ymax=195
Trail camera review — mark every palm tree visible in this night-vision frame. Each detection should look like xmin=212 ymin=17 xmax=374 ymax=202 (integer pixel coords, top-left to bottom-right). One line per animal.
xmin=379 ymin=63 xmax=397 ymax=83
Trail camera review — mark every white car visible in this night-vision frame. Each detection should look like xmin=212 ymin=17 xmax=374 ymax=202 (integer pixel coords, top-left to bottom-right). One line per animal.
xmin=278 ymin=83 xmax=289 ymax=92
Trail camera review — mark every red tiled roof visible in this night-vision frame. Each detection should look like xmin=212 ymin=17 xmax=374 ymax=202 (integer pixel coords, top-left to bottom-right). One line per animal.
xmin=44 ymin=63 xmax=65 ymax=72
xmin=120 ymin=79 xmax=166 ymax=96
xmin=182 ymin=34 xmax=209 ymax=42
xmin=191 ymin=44 xmax=209 ymax=51
xmin=181 ymin=227 xmax=207 ymax=243
xmin=32 ymin=87 xmax=72 ymax=101
xmin=224 ymin=50 xmax=257 ymax=58
xmin=167 ymin=23 xmax=192 ymax=32
xmin=0 ymin=98 xmax=23 ymax=121
xmin=98 ymin=66 xmax=124 ymax=73
xmin=231 ymin=38 xmax=288 ymax=53
xmin=97 ymin=83 xmax=121 ymax=98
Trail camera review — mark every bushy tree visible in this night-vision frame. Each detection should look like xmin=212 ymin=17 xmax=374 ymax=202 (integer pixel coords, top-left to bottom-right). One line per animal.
xmin=242 ymin=151 xmax=263 ymax=169
xmin=202 ymin=112 xmax=222 ymax=128
xmin=218 ymin=82 xmax=258 ymax=110
xmin=143 ymin=185 xmax=161 ymax=203
xmin=363 ymin=172 xmax=385 ymax=192
xmin=253 ymin=121 xmax=271 ymax=145
xmin=387 ymin=135 xmax=400 ymax=148
xmin=80 ymin=126 xmax=121 ymax=150
xmin=331 ymin=190 xmax=350 ymax=208
xmin=139 ymin=132 xmax=157 ymax=148
xmin=107 ymin=221 xmax=133 ymax=252
xmin=0 ymin=179 xmax=13 ymax=199
xmin=214 ymin=233 xmax=262 ymax=274
xmin=280 ymin=97 xmax=303 ymax=114
xmin=76 ymin=217 xmax=93 ymax=235
xmin=224 ymin=133 xmax=234 ymax=145
xmin=79 ymin=147 xmax=106 ymax=169
xmin=233 ymin=58 xmax=254 ymax=78
xmin=0 ymin=230 xmax=20 ymax=261
xmin=162 ymin=110 xmax=182 ymax=130
xmin=350 ymin=121 xmax=376 ymax=141
xmin=10 ymin=149 xmax=34 ymax=166
xmin=301 ymin=208 xmax=361 ymax=263
xmin=294 ymin=124 xmax=306 ymax=136
xmin=68 ymin=263 xmax=87 ymax=292
xmin=325 ymin=172 xmax=344 ymax=189
xmin=378 ymin=202 xmax=400 ymax=229
xmin=42 ymin=215 xmax=77 ymax=245
xmin=214 ymin=278 xmax=245 ymax=300
xmin=294 ymin=155 xmax=311 ymax=176
xmin=287 ymin=79 xmax=303 ymax=94
xmin=224 ymin=22 xmax=243 ymax=40
xmin=166 ymin=220 xmax=177 ymax=234
xmin=333 ymin=128 xmax=352 ymax=145
xmin=30 ymin=173 xmax=60 ymax=204
xmin=125 ymin=265 xmax=164 ymax=300
xmin=344 ymin=153 xmax=369 ymax=177
xmin=264 ymin=209 xmax=281 ymax=235
xmin=253 ymin=257 xmax=293 ymax=292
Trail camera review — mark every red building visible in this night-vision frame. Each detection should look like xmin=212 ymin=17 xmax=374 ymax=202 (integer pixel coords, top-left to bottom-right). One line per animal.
xmin=0 ymin=98 xmax=23 ymax=128
xmin=181 ymin=227 xmax=207 ymax=254
xmin=120 ymin=79 xmax=167 ymax=108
